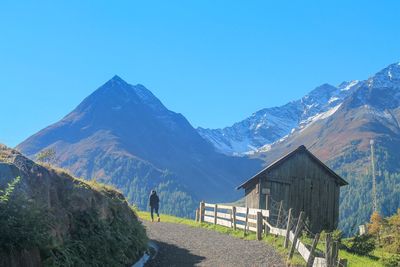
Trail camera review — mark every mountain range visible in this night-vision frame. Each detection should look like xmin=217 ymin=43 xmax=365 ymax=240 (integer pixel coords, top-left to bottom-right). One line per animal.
xmin=16 ymin=63 xmax=400 ymax=235
xmin=198 ymin=80 xmax=361 ymax=156
xmin=200 ymin=63 xmax=400 ymax=234
xmin=17 ymin=76 xmax=262 ymax=217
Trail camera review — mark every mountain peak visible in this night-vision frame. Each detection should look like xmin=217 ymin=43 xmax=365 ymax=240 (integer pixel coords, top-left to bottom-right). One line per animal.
xmin=111 ymin=74 xmax=124 ymax=81
xmin=106 ymin=75 xmax=129 ymax=86
xmin=367 ymin=62 xmax=400 ymax=88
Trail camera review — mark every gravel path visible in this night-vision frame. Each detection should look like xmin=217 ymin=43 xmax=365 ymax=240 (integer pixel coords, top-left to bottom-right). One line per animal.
xmin=143 ymin=221 xmax=285 ymax=267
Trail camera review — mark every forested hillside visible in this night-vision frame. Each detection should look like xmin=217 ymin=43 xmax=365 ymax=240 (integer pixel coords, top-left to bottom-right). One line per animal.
xmin=330 ymin=144 xmax=400 ymax=235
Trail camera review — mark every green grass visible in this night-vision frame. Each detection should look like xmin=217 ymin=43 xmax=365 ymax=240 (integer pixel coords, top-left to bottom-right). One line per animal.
xmin=137 ymin=211 xmax=305 ymax=266
xmin=299 ymin=235 xmax=391 ymax=267
xmin=339 ymin=249 xmax=384 ymax=267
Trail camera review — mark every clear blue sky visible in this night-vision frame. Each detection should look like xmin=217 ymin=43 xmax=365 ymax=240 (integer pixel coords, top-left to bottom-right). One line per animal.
xmin=1 ymin=1 xmax=399 ymax=147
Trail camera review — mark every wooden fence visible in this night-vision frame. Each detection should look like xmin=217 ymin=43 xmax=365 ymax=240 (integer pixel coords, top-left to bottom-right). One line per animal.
xmin=195 ymin=202 xmax=347 ymax=267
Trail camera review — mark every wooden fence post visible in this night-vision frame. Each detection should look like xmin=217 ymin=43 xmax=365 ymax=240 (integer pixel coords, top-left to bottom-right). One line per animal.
xmin=232 ymin=206 xmax=236 ymax=230
xmin=332 ymin=241 xmax=339 ymax=267
xmin=284 ymin=208 xmax=292 ymax=248
xmin=338 ymin=259 xmax=348 ymax=267
xmin=214 ymin=204 xmax=218 ymax=225
xmin=276 ymin=200 xmax=283 ymax=227
xmin=288 ymin=211 xmax=305 ymax=260
xmin=256 ymin=211 xmax=263 ymax=240
xmin=325 ymin=233 xmax=332 ymax=267
xmin=306 ymin=233 xmax=320 ymax=267
xmin=244 ymin=207 xmax=249 ymax=236
xmin=195 ymin=208 xmax=199 ymax=222
xmin=264 ymin=217 xmax=270 ymax=236
xmin=199 ymin=201 xmax=205 ymax=223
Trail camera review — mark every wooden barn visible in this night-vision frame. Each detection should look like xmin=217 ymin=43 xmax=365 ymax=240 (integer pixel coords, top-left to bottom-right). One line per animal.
xmin=237 ymin=145 xmax=348 ymax=233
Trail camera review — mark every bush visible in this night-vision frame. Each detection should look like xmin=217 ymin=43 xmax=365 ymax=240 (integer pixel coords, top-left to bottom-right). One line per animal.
xmin=348 ymin=234 xmax=376 ymax=256
xmin=0 ymin=176 xmax=49 ymax=253
xmin=44 ymin=208 xmax=148 ymax=267
xmin=381 ymin=254 xmax=400 ymax=267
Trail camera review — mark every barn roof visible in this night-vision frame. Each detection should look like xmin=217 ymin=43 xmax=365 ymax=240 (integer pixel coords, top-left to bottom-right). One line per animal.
xmin=237 ymin=145 xmax=348 ymax=189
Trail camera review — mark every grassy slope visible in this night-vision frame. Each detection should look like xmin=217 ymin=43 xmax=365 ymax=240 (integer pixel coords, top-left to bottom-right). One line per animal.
xmin=0 ymin=156 xmax=148 ymax=267
xmin=137 ymin=211 xmax=387 ymax=267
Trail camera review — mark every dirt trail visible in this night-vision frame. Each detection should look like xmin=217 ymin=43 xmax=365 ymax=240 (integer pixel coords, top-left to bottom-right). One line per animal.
xmin=143 ymin=221 xmax=285 ymax=267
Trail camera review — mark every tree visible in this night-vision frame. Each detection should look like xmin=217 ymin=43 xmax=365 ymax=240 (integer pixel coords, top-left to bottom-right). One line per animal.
xmin=385 ymin=208 xmax=400 ymax=253
xmin=368 ymin=211 xmax=383 ymax=242
xmin=36 ymin=148 xmax=56 ymax=164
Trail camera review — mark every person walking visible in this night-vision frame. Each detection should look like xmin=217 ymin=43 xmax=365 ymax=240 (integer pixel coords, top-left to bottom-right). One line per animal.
xmin=149 ymin=190 xmax=160 ymax=222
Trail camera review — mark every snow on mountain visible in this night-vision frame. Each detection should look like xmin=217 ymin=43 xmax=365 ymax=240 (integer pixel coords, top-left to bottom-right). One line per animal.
xmin=199 ymin=63 xmax=400 ymax=155
xmin=198 ymin=101 xmax=303 ymax=155
xmin=367 ymin=63 xmax=400 ymax=88
xmin=198 ymin=80 xmax=359 ymax=155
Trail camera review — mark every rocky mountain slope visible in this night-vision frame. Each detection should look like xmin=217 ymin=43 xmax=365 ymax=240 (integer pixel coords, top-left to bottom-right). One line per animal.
xmin=0 ymin=144 xmax=147 ymax=266
xmin=198 ymin=81 xmax=360 ymax=155
xmin=17 ymin=76 xmax=262 ymax=217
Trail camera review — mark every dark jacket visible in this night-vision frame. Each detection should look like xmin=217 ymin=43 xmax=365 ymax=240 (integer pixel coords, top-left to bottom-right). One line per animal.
xmin=149 ymin=192 xmax=159 ymax=207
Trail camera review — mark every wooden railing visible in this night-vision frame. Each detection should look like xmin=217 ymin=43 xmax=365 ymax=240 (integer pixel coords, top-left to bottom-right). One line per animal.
xmin=195 ymin=202 xmax=347 ymax=267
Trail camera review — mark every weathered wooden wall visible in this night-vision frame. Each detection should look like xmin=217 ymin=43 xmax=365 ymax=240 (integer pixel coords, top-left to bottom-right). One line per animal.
xmin=245 ymin=150 xmax=340 ymax=233
xmin=244 ymin=179 xmax=259 ymax=208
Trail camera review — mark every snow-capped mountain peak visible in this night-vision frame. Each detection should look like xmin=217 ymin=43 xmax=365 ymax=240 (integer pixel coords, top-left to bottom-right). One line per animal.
xmin=198 ymin=62 xmax=400 ymax=155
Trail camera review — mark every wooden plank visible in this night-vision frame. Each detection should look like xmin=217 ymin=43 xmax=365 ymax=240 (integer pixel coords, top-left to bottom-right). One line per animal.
xmin=247 ymin=218 xmax=257 ymax=224
xmin=312 ymin=257 xmax=326 ymax=267
xmin=248 ymin=208 xmax=269 ymax=217
xmin=235 ymin=206 xmax=248 ymax=214
xmin=217 ymin=204 xmax=232 ymax=210
xmin=262 ymin=210 xmax=269 ymax=217
xmin=297 ymin=240 xmax=311 ymax=262
xmin=289 ymin=230 xmax=295 ymax=242
xmin=204 ymin=210 xmax=214 ymax=216
xmin=248 ymin=208 xmax=262 ymax=215
xmin=270 ymin=227 xmax=286 ymax=237
xmin=248 ymin=208 xmax=259 ymax=215
xmin=264 ymin=219 xmax=274 ymax=230
xmin=235 ymin=215 xmax=247 ymax=222
xmin=248 ymin=226 xmax=257 ymax=232
xmin=204 ymin=203 xmax=215 ymax=208
xmin=204 ymin=216 xmax=214 ymax=223
xmin=216 ymin=212 xmax=231 ymax=220
xmin=216 ymin=218 xmax=232 ymax=227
